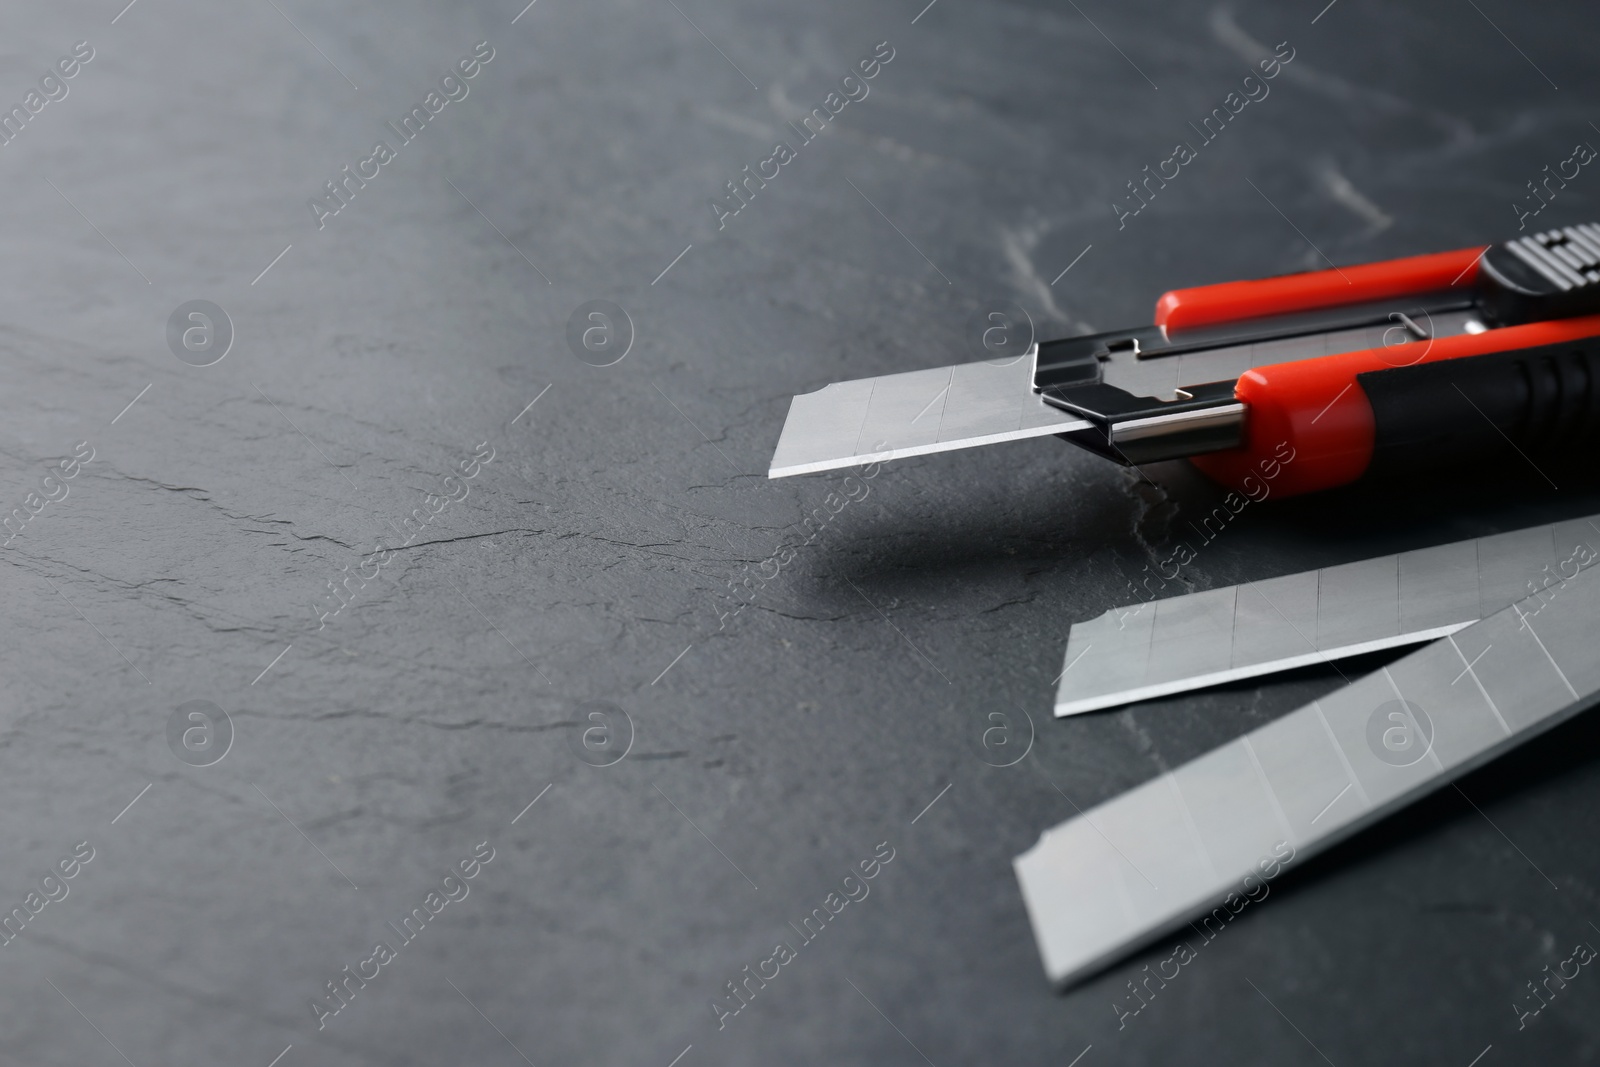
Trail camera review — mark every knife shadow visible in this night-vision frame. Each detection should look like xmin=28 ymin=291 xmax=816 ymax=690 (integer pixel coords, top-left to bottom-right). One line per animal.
xmin=805 ymin=448 xmax=1600 ymax=585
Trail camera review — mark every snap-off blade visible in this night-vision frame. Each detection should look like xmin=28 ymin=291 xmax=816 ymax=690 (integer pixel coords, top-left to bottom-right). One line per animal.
xmin=768 ymin=347 xmax=1089 ymax=478
xmin=1055 ymin=516 xmax=1600 ymax=716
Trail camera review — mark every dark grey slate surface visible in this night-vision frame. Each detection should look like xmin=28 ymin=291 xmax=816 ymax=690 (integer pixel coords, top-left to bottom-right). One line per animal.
xmin=2 ymin=0 xmax=1599 ymax=1063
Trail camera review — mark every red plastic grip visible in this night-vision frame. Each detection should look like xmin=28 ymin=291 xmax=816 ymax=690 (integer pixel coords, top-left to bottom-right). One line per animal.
xmin=1191 ymin=313 xmax=1600 ymax=497
xmin=1153 ymin=246 xmax=1487 ymax=332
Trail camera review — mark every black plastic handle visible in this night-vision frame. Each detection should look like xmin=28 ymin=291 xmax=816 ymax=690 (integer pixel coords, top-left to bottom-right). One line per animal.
xmin=1357 ymin=334 xmax=1600 ymax=481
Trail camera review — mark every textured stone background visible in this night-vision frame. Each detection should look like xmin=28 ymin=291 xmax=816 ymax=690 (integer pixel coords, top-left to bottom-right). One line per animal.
xmin=2 ymin=0 xmax=1600 ymax=1064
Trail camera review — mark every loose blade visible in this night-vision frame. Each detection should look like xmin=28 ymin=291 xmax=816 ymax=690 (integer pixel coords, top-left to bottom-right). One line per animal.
xmin=1018 ymin=557 xmax=1600 ymax=988
xmin=768 ymin=347 xmax=1089 ymax=478
xmin=1055 ymin=515 xmax=1600 ymax=716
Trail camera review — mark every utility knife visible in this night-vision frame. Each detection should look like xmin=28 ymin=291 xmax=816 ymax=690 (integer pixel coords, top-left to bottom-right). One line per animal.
xmin=769 ymin=226 xmax=1600 ymax=497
